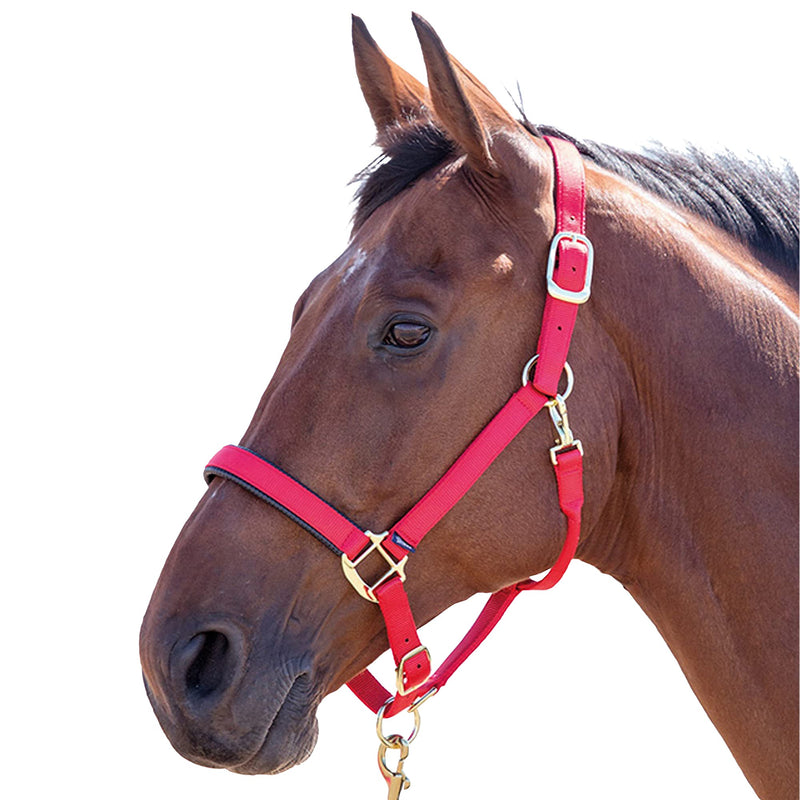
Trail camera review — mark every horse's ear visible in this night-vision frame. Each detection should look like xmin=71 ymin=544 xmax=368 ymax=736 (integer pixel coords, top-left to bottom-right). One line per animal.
xmin=412 ymin=13 xmax=517 ymax=173
xmin=352 ymin=15 xmax=430 ymax=145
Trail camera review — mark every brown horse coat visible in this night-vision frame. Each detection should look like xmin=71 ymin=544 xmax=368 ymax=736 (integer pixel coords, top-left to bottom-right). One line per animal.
xmin=140 ymin=15 xmax=798 ymax=799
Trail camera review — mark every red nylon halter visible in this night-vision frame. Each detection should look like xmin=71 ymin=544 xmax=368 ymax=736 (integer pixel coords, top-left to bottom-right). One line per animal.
xmin=204 ymin=136 xmax=591 ymax=719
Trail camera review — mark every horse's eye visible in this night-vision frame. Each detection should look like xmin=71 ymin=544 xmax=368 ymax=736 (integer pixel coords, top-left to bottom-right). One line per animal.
xmin=383 ymin=321 xmax=431 ymax=349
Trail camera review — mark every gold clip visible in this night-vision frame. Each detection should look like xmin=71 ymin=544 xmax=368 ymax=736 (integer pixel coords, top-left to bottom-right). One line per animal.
xmin=378 ymin=734 xmax=411 ymax=800
xmin=546 ymin=394 xmax=583 ymax=465
xmin=376 ymin=700 xmax=423 ymax=797
xmin=378 ymin=735 xmax=411 ymax=800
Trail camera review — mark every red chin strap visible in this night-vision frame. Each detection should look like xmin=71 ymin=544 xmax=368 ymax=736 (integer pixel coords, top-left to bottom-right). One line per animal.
xmin=204 ymin=136 xmax=591 ymax=720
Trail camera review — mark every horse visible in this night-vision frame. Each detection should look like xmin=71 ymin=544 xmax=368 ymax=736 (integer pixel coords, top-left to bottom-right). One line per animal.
xmin=139 ymin=14 xmax=799 ymax=799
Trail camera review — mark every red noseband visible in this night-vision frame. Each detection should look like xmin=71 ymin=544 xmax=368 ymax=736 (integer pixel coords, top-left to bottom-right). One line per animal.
xmin=204 ymin=137 xmax=590 ymax=720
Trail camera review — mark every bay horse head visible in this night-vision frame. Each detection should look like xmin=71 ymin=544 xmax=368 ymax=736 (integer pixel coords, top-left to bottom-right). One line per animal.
xmin=140 ymin=14 xmax=798 ymax=797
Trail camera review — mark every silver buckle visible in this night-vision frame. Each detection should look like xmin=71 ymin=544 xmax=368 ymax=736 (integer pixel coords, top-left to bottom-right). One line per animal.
xmin=546 ymin=231 xmax=594 ymax=304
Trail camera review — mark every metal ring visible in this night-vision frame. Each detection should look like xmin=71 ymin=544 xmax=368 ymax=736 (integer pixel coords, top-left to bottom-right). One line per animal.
xmin=521 ymin=354 xmax=574 ymax=401
xmin=376 ymin=699 xmax=421 ymax=747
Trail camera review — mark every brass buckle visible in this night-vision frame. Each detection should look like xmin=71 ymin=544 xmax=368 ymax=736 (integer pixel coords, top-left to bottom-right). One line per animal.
xmin=341 ymin=530 xmax=408 ymax=603
xmin=546 ymin=231 xmax=594 ymax=304
xmin=395 ymin=645 xmax=430 ymax=696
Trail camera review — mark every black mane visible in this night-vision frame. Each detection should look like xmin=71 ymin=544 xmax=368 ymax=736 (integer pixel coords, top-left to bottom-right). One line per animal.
xmin=353 ymin=123 xmax=456 ymax=229
xmin=353 ymin=120 xmax=799 ymax=272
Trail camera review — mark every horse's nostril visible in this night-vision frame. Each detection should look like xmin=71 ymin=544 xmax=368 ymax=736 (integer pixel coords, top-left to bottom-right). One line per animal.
xmin=184 ymin=630 xmax=231 ymax=699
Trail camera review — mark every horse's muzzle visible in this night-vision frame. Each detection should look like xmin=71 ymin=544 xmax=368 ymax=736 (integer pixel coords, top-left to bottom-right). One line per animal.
xmin=139 ymin=614 xmax=320 ymax=774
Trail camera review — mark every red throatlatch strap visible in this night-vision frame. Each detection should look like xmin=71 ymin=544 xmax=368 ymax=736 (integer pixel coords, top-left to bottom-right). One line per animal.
xmin=520 ymin=444 xmax=583 ymax=591
xmin=532 ymin=136 xmax=590 ymax=398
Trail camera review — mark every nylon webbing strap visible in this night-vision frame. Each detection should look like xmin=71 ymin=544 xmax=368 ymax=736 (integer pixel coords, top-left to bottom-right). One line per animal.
xmin=344 ymin=445 xmax=584 ymax=716
xmin=386 ymin=385 xmax=548 ymax=558
xmin=532 ymin=136 xmax=592 ymax=398
xmin=204 ymin=446 xmax=366 ymax=559
xmin=203 ymin=136 xmax=589 ymax=720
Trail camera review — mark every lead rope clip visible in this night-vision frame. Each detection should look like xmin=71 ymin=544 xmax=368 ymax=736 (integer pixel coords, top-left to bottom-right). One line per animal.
xmin=378 ymin=735 xmax=411 ymax=799
xmin=376 ymin=702 xmax=421 ymax=799
xmin=546 ymin=391 xmax=583 ymax=465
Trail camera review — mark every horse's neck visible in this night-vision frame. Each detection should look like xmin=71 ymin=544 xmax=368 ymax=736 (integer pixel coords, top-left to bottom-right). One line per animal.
xmin=582 ymin=170 xmax=798 ymax=798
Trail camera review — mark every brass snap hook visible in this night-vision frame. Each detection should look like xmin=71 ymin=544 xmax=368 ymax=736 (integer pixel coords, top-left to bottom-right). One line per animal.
xmin=376 ymin=700 xmax=421 ymax=798
xmin=378 ymin=734 xmax=411 ymax=797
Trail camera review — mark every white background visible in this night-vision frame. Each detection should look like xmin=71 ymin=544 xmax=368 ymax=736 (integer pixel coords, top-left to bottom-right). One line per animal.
xmin=2 ymin=2 xmax=795 ymax=798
